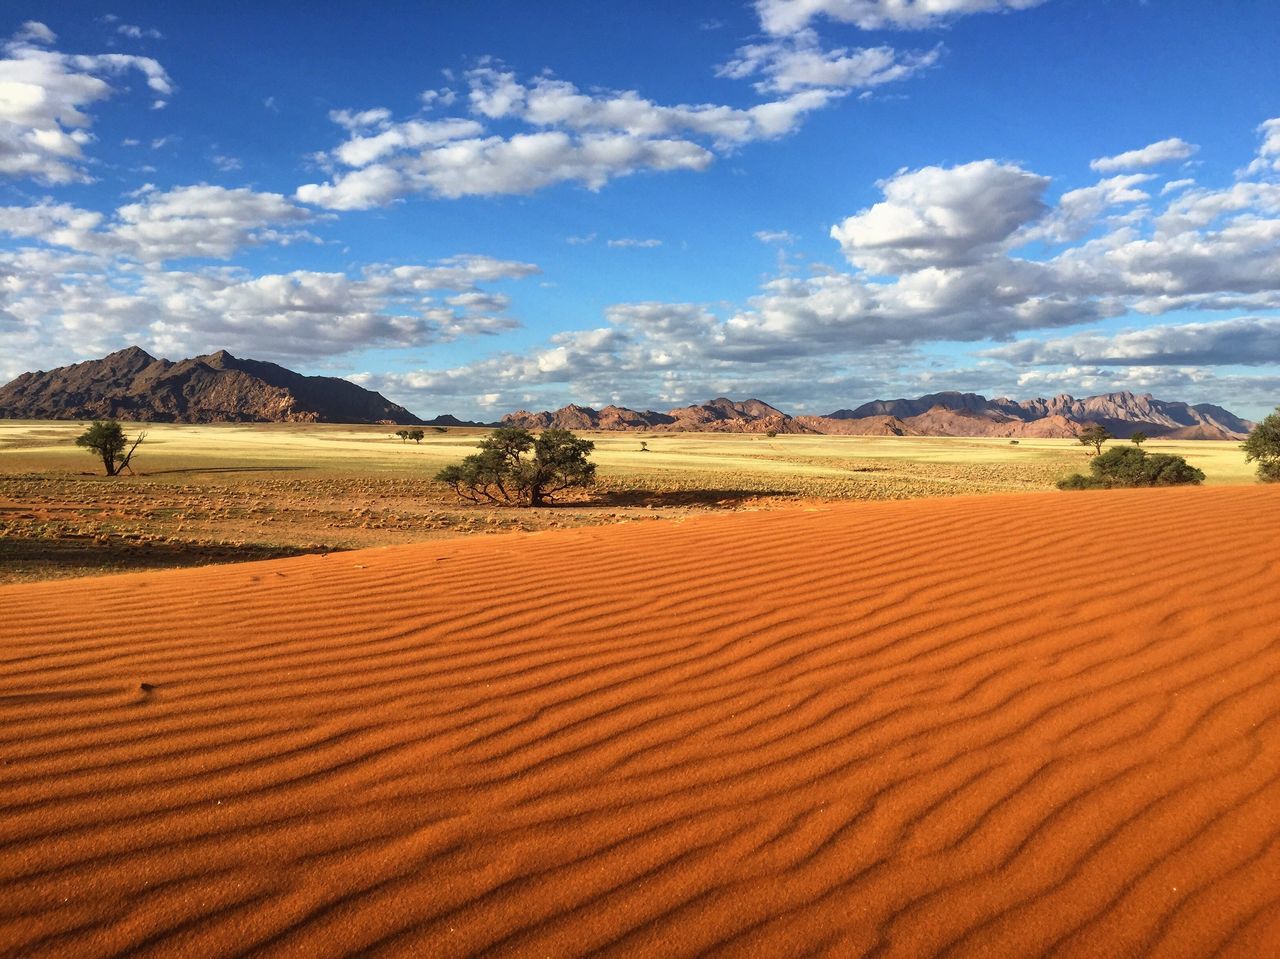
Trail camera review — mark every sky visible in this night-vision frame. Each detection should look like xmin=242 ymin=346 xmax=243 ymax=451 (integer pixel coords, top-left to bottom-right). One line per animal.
xmin=2 ymin=0 xmax=1279 ymax=420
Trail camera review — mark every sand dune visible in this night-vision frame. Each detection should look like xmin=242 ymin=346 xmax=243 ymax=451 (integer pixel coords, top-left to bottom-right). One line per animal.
xmin=2 ymin=486 xmax=1279 ymax=957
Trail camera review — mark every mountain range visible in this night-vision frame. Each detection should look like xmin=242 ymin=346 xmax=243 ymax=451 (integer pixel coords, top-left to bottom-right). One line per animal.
xmin=504 ymin=391 xmax=1254 ymax=440
xmin=0 ymin=347 xmax=423 ymax=425
xmin=0 ymin=349 xmax=1256 ymax=438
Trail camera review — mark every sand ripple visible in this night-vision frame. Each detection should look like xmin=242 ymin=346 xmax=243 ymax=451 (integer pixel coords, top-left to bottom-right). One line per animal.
xmin=1 ymin=486 xmax=1278 ymax=957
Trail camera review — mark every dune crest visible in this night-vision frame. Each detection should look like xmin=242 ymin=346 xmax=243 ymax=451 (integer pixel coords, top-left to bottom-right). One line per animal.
xmin=2 ymin=486 xmax=1279 ymax=957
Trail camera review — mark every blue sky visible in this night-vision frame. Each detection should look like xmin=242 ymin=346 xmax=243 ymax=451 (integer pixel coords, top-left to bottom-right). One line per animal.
xmin=2 ymin=1 xmax=1279 ymax=418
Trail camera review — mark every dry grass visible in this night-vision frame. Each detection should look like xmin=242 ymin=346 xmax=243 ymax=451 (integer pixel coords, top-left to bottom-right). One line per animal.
xmin=0 ymin=419 xmax=1257 ymax=582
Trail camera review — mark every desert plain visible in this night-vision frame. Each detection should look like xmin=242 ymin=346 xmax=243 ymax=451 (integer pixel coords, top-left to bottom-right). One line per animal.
xmin=1 ymin=422 xmax=1278 ymax=957
xmin=0 ymin=419 xmax=1257 ymax=582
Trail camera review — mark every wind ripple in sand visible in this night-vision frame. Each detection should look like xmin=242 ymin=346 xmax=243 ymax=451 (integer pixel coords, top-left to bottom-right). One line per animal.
xmin=1 ymin=485 xmax=1279 ymax=957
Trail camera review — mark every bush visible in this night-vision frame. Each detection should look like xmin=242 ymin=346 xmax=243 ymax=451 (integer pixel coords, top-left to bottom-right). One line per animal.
xmin=1242 ymin=407 xmax=1280 ymax=483
xmin=437 ymin=426 xmax=595 ymax=506
xmin=1057 ymin=445 xmax=1204 ymax=490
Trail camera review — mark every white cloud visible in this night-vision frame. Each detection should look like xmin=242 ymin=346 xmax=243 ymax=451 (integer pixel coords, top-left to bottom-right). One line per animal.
xmin=0 ymin=250 xmax=541 ymax=367
xmin=1160 ymin=178 xmax=1195 ymax=196
xmin=1089 ymin=137 xmax=1199 ymax=173
xmin=296 ymin=64 xmax=887 ymax=209
xmin=0 ymin=184 xmax=314 ymax=262
xmin=755 ymin=229 xmax=798 ymax=243
xmin=116 ymin=24 xmax=163 ymax=41
xmin=607 ymin=237 xmax=662 ymax=248
xmin=1023 ymin=173 xmax=1154 ymax=243
xmin=14 ymin=21 xmax=56 ymax=45
xmin=986 ymin=316 xmax=1280 ymax=367
xmin=718 ymin=29 xmax=940 ymax=94
xmin=755 ymin=0 xmax=1047 ymax=34
xmin=830 ymin=160 xmax=1049 ymax=272
xmin=1242 ymin=117 xmax=1280 ymax=176
xmin=0 ymin=23 xmax=175 ymax=183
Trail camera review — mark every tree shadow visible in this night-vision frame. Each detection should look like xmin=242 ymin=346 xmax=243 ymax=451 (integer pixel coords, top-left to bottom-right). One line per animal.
xmin=141 ymin=466 xmax=313 ymax=476
xmin=584 ymin=488 xmax=800 ymax=508
xmin=0 ymin=536 xmax=330 ymax=582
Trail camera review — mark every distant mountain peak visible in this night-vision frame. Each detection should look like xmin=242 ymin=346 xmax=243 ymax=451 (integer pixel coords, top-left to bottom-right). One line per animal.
xmin=0 ymin=349 xmax=423 ymax=425
xmin=499 ymin=390 xmax=1253 ymax=440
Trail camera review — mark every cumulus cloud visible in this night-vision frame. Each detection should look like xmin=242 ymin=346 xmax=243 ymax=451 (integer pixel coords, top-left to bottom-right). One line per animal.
xmin=717 ymin=29 xmax=940 ymax=94
xmin=754 ymin=0 xmax=1048 ymax=34
xmin=0 ymin=22 xmax=175 ymax=183
xmin=830 ymin=160 xmax=1049 ymax=272
xmin=1022 ymin=173 xmax=1154 ymax=243
xmin=0 ymin=250 xmax=541 ymax=367
xmin=1242 ymin=117 xmax=1280 ymax=176
xmin=1089 ymin=137 xmax=1198 ymax=173
xmin=0 ymin=185 xmax=315 ymax=262
xmin=986 ymin=316 xmax=1280 ymax=367
xmin=297 ymin=62 xmax=895 ymax=209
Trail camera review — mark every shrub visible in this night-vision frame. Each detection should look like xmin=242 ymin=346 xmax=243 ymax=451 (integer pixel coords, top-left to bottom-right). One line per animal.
xmin=1057 ymin=445 xmax=1204 ymax=490
xmin=1242 ymin=407 xmax=1280 ymax=483
xmin=437 ymin=426 xmax=595 ymax=506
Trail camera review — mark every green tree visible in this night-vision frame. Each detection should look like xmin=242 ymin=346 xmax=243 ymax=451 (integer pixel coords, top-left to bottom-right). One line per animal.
xmin=1077 ymin=424 xmax=1112 ymax=456
xmin=1242 ymin=407 xmax=1280 ymax=482
xmin=408 ymin=428 xmax=425 ymax=444
xmin=1130 ymin=431 xmax=1148 ymax=447
xmin=1057 ymin=445 xmax=1204 ymax=490
xmin=437 ymin=426 xmax=596 ymax=506
xmin=395 ymin=429 xmax=411 ymax=443
xmin=75 ymin=420 xmax=145 ymax=476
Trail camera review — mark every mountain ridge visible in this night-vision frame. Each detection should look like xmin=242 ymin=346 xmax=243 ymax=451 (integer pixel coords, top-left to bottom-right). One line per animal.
xmin=503 ymin=390 xmax=1254 ymax=440
xmin=0 ymin=347 xmax=424 ymax=425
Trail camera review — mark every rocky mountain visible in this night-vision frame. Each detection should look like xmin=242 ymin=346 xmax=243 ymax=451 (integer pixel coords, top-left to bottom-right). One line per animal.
xmin=501 ymin=390 xmax=1254 ymax=439
xmin=0 ymin=347 xmax=424 ymax=425
xmin=504 ymin=397 xmax=815 ymax=434
xmin=837 ymin=390 xmax=1253 ymax=439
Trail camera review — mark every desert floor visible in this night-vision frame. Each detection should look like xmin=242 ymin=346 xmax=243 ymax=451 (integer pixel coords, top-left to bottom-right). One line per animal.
xmin=0 ymin=420 xmax=1256 ymax=582
xmin=1 ymin=484 xmax=1278 ymax=957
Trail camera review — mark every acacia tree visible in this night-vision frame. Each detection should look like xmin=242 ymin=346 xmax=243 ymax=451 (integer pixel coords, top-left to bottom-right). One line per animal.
xmin=1077 ymin=424 xmax=1112 ymax=456
xmin=76 ymin=420 xmax=145 ymax=476
xmin=1242 ymin=407 xmax=1280 ymax=482
xmin=1130 ymin=431 xmax=1148 ymax=447
xmin=437 ymin=426 xmax=595 ymax=506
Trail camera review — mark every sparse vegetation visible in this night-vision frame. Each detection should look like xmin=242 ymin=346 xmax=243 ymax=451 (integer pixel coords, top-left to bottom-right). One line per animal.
xmin=1242 ymin=407 xmax=1280 ymax=482
xmin=437 ymin=427 xmax=596 ymax=506
xmin=75 ymin=420 xmax=145 ymax=476
xmin=1077 ymin=425 xmax=1112 ymax=456
xmin=1130 ymin=431 xmax=1148 ymax=447
xmin=395 ymin=428 xmax=426 ymax=444
xmin=766 ymin=430 xmax=777 ymax=438
xmin=1058 ymin=445 xmax=1204 ymax=490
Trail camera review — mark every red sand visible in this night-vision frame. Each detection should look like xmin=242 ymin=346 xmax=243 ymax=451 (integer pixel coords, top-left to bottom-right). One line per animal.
xmin=1 ymin=485 xmax=1279 ymax=957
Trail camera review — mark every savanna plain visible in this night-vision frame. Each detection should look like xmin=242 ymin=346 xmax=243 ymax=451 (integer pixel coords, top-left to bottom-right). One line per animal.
xmin=1 ymin=421 xmax=1278 ymax=957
